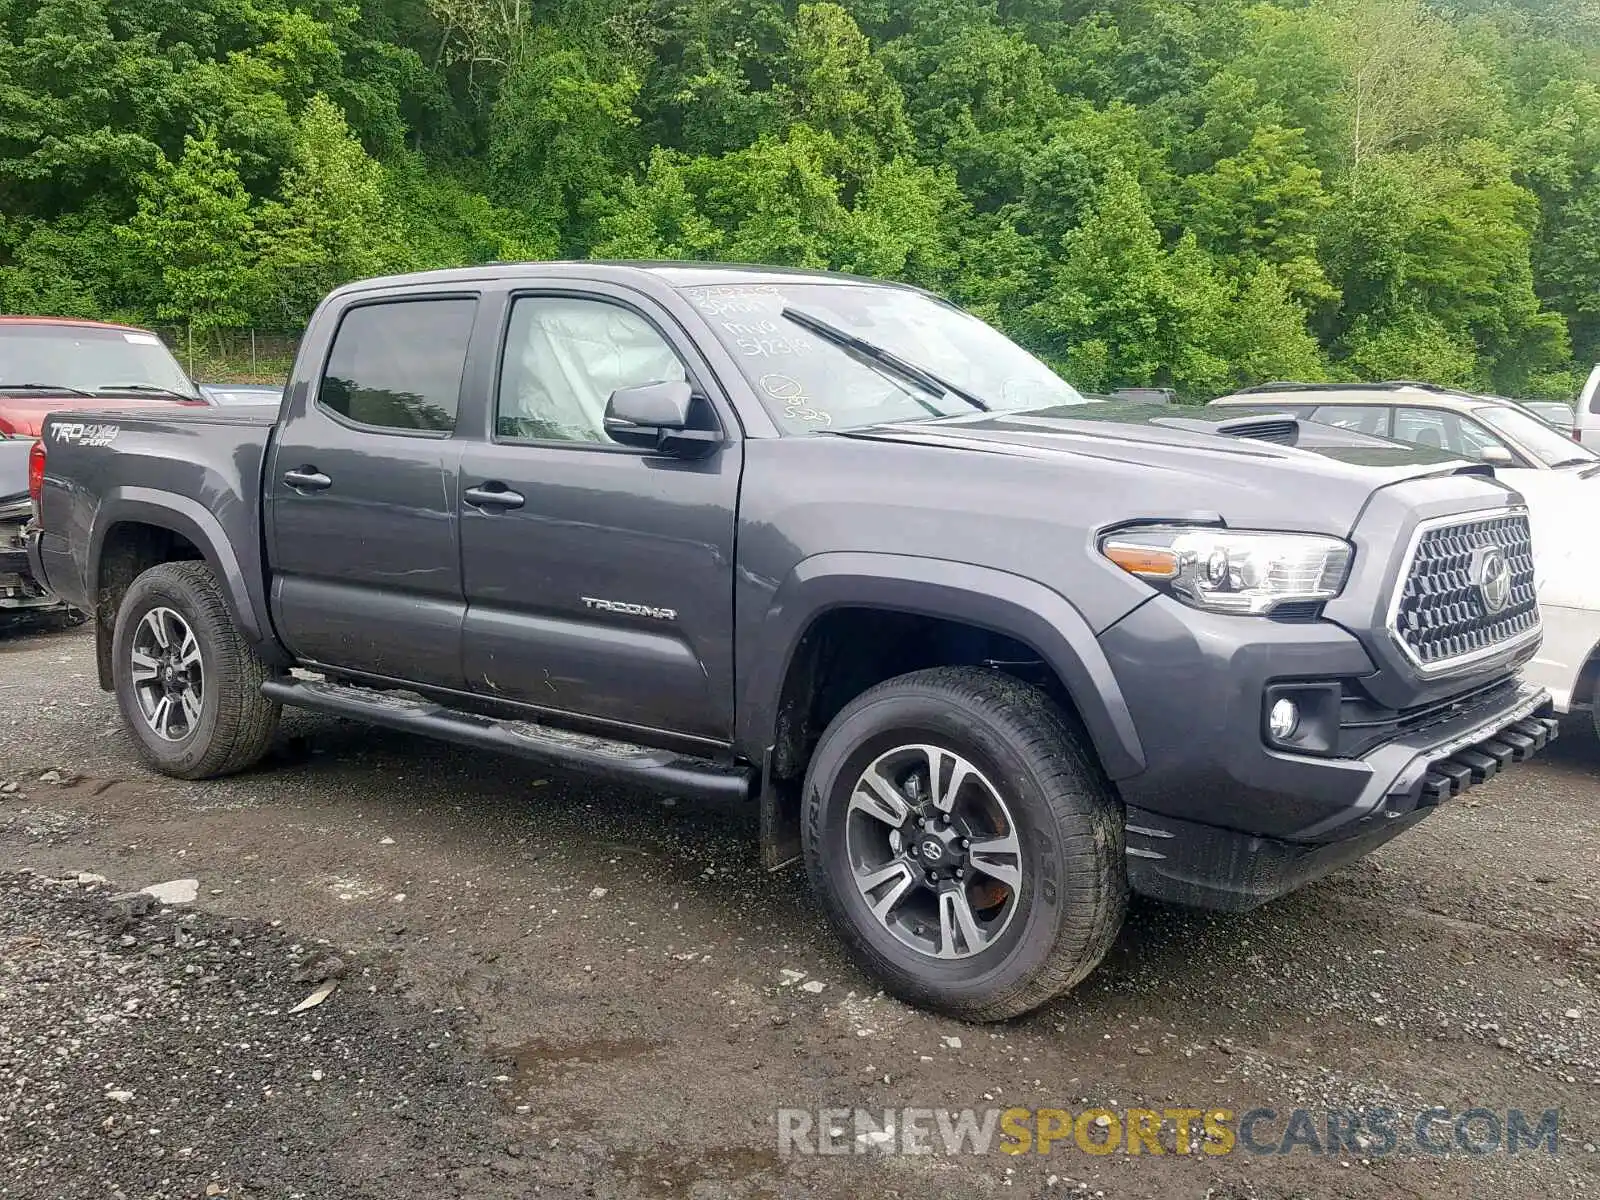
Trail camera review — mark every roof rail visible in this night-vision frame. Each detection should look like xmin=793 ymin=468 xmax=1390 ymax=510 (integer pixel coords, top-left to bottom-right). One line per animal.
xmin=1230 ymin=381 xmax=1340 ymax=394
xmin=1232 ymin=379 xmax=1473 ymax=397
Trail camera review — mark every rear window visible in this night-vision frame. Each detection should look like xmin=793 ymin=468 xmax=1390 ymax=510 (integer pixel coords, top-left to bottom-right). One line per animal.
xmin=318 ymin=299 xmax=476 ymax=433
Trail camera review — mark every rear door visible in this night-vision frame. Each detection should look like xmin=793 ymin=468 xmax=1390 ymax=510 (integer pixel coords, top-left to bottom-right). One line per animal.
xmin=455 ymin=283 xmax=740 ymax=744
xmin=266 ymin=292 xmax=478 ymax=687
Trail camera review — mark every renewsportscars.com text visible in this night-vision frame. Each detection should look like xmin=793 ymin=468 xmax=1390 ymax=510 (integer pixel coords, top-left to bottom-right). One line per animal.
xmin=776 ymin=1106 xmax=1562 ymax=1158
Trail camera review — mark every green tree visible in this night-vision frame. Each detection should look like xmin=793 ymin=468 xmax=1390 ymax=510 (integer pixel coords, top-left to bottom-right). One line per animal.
xmin=253 ymin=96 xmax=396 ymax=327
xmin=122 ymin=129 xmax=256 ymax=334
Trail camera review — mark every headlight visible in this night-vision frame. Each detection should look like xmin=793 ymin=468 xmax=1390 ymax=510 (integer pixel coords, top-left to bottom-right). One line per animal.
xmin=1100 ymin=526 xmax=1352 ymax=615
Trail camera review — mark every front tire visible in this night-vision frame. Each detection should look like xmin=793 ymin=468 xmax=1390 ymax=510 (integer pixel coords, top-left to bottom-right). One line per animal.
xmin=111 ymin=561 xmax=280 ymax=779
xmin=802 ymin=667 xmax=1126 ymax=1021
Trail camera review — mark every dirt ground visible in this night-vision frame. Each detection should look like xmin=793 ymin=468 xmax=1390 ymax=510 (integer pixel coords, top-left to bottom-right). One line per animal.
xmin=1 ymin=622 xmax=1597 ymax=1200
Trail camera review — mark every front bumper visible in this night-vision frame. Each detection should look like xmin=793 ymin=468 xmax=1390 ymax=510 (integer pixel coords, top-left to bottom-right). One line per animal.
xmin=1100 ymin=593 xmax=1554 ymax=911
xmin=1123 ymin=693 xmax=1556 ymax=911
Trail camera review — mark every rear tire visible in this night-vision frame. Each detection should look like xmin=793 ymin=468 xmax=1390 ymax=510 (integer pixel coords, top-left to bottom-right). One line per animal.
xmin=111 ymin=562 xmax=280 ymax=779
xmin=801 ymin=666 xmax=1126 ymax=1021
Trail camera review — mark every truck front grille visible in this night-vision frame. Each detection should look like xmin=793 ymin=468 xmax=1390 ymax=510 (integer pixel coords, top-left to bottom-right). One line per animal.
xmin=1392 ymin=511 xmax=1539 ymax=673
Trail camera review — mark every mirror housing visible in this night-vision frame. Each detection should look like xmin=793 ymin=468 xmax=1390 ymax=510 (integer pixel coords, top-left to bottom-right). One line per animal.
xmin=604 ymin=381 xmax=720 ymax=457
xmin=1479 ymin=445 xmax=1515 ymax=467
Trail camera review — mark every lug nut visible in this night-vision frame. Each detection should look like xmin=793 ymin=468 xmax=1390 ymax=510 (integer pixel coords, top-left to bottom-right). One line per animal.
xmin=960 ymin=837 xmax=970 ymax=849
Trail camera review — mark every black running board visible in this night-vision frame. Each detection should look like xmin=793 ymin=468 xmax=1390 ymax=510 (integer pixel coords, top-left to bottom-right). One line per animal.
xmin=260 ymin=677 xmax=755 ymax=801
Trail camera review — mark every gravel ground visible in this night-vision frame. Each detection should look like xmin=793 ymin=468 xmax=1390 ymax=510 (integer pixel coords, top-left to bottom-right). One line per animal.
xmin=2 ymin=623 xmax=1599 ymax=1199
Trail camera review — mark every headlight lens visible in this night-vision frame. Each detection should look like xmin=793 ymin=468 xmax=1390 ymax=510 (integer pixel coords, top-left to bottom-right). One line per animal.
xmin=1101 ymin=526 xmax=1353 ymax=615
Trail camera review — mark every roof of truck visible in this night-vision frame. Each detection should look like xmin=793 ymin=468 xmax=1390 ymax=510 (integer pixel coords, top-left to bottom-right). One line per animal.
xmin=327 ymin=260 xmax=930 ymax=298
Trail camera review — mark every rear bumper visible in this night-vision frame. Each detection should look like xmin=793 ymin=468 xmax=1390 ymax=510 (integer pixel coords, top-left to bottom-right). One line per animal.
xmin=1125 ymin=690 xmax=1558 ymax=911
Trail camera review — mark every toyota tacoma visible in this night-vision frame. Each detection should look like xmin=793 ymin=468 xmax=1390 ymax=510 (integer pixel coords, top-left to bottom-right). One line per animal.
xmin=27 ymin=263 xmax=1557 ymax=1019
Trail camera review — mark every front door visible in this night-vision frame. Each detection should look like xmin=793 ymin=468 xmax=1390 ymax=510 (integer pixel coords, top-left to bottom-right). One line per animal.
xmin=267 ymin=294 xmax=477 ymax=688
xmin=457 ymin=289 xmax=739 ymax=743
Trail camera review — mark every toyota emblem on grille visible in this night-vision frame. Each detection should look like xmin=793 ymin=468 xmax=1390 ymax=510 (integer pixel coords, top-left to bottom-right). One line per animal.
xmin=1471 ymin=546 xmax=1512 ymax=614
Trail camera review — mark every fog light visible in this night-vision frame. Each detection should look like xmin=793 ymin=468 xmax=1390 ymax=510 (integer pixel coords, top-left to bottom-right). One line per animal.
xmin=1268 ymin=698 xmax=1300 ymax=741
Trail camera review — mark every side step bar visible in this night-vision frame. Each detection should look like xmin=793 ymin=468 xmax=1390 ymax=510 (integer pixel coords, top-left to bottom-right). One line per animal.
xmin=260 ymin=677 xmax=755 ymax=802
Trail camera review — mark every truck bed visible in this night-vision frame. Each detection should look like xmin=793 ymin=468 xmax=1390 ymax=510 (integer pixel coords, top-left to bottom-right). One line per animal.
xmin=33 ymin=405 xmax=278 ymax=631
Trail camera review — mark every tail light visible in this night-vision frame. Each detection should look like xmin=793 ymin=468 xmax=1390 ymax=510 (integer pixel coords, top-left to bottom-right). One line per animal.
xmin=28 ymin=438 xmax=45 ymax=511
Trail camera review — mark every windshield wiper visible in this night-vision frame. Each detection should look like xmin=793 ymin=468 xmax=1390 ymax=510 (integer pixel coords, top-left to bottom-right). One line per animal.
xmin=96 ymin=383 xmax=197 ymax=401
xmin=780 ymin=306 xmax=991 ymax=413
xmin=1549 ymin=457 xmax=1596 ymax=470
xmin=0 ymin=381 xmax=95 ymax=397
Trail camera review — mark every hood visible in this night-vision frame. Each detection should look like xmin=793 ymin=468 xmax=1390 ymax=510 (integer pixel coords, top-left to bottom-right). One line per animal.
xmin=834 ymin=402 xmax=1491 ymax=537
xmin=0 ymin=393 xmax=208 ymax=437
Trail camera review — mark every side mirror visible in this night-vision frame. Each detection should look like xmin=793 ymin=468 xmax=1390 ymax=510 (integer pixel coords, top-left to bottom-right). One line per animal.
xmin=603 ymin=381 xmax=720 ymax=457
xmin=1480 ymin=445 xmax=1515 ymax=467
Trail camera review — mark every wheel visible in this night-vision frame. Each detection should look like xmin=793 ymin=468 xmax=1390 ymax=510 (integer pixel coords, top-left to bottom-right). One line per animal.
xmin=111 ymin=561 xmax=280 ymax=779
xmin=802 ymin=667 xmax=1126 ymax=1021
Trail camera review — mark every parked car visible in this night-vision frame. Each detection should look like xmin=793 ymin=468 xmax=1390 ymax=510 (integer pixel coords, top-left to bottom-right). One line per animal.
xmin=1521 ymin=400 xmax=1576 ymax=439
xmin=29 ymin=263 xmax=1556 ymax=1020
xmin=199 ymin=383 xmax=285 ymax=407
xmin=0 ymin=317 xmax=208 ymax=436
xmin=1577 ymin=364 xmax=1600 ymax=447
xmin=0 ymin=434 xmax=60 ymax=620
xmin=1211 ymin=382 xmax=1599 ymax=473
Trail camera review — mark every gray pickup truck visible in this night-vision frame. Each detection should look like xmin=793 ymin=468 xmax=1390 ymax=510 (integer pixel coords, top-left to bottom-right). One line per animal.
xmin=28 ymin=263 xmax=1557 ymax=1019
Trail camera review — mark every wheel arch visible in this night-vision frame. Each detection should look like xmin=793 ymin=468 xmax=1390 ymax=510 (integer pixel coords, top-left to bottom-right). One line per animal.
xmin=89 ymin=490 xmax=282 ymax=689
xmin=742 ymin=554 xmax=1145 ymax=867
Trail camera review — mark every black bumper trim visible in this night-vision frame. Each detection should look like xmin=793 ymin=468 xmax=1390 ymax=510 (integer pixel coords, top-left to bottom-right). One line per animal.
xmin=1416 ymin=717 xmax=1556 ymax=805
xmin=1125 ymin=700 xmax=1556 ymax=912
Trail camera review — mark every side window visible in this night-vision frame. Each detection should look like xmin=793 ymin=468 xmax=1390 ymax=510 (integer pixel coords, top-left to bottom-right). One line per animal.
xmin=497 ymin=296 xmax=688 ymax=444
xmin=1394 ymin=407 xmax=1459 ymax=451
xmin=1456 ymin=417 xmax=1515 ymax=461
xmin=1312 ymin=405 xmax=1391 ymax=437
xmin=319 ymin=298 xmax=476 ymax=433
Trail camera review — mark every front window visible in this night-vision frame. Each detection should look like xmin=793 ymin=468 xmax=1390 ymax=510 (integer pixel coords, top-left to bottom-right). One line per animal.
xmin=0 ymin=324 xmax=199 ymax=398
xmin=681 ymin=282 xmax=1086 ymax=433
xmin=1474 ymin=405 xmax=1596 ymax=467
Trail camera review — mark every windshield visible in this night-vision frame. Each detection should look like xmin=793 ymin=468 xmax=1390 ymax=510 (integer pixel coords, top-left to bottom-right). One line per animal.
xmin=1474 ymin=405 xmax=1596 ymax=467
xmin=680 ymin=282 xmax=1086 ymax=432
xmin=0 ymin=324 xmax=199 ymax=398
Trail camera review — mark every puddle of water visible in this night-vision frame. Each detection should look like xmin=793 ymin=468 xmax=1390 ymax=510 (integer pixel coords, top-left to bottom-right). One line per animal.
xmin=491 ymin=1035 xmax=659 ymax=1090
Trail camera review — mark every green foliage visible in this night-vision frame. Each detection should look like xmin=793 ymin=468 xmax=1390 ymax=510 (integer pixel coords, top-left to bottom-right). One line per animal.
xmin=123 ymin=128 xmax=256 ymax=333
xmin=0 ymin=0 xmax=1596 ymax=400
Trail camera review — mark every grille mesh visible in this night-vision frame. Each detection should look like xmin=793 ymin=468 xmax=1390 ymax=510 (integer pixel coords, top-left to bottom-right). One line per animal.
xmin=1394 ymin=513 xmax=1538 ymax=669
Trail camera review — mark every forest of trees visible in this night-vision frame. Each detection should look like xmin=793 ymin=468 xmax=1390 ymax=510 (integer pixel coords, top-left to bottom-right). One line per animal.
xmin=0 ymin=0 xmax=1596 ymax=399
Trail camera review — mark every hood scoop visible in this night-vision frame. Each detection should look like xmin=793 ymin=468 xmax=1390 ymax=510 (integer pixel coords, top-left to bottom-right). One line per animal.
xmin=1150 ymin=412 xmax=1299 ymax=446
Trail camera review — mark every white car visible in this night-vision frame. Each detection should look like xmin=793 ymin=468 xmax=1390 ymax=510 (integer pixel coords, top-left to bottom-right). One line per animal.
xmin=1494 ymin=469 xmax=1600 ymax=737
xmin=1575 ymin=364 xmax=1600 ymax=447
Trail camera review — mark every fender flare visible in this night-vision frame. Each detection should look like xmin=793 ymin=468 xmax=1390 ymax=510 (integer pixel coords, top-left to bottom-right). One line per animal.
xmin=739 ymin=552 xmax=1146 ymax=781
xmin=89 ymin=488 xmax=274 ymax=648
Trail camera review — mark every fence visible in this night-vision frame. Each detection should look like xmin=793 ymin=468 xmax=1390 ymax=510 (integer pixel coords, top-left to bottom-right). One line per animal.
xmin=151 ymin=327 xmax=302 ymax=385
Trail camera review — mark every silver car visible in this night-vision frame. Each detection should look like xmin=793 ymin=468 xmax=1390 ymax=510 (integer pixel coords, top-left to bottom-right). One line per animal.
xmin=1210 ymin=381 xmax=1597 ymax=473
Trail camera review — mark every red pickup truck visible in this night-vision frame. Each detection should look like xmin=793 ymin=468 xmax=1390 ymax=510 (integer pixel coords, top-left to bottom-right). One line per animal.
xmin=0 ymin=316 xmax=207 ymax=437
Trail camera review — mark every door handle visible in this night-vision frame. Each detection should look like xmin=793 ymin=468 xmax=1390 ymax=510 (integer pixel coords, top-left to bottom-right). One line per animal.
xmin=283 ymin=467 xmax=332 ymax=491
xmin=463 ymin=483 xmax=525 ymax=511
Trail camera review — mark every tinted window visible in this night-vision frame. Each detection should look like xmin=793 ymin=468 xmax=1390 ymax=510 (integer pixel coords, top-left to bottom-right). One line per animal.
xmin=319 ymin=299 xmax=476 ymax=432
xmin=497 ymin=296 xmax=688 ymax=443
xmin=1312 ymin=404 xmax=1390 ymax=437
